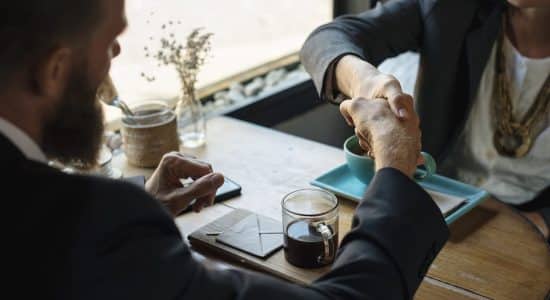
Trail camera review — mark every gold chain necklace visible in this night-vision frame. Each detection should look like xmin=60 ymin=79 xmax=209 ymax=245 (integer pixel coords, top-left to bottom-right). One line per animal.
xmin=492 ymin=29 xmax=550 ymax=158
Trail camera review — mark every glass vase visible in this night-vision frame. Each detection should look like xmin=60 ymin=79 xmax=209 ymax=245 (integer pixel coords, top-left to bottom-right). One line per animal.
xmin=176 ymin=91 xmax=207 ymax=148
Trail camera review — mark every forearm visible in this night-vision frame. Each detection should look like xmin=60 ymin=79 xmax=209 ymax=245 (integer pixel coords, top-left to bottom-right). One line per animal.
xmin=300 ymin=0 xmax=422 ymax=100
xmin=331 ymin=168 xmax=449 ymax=298
xmin=186 ymin=169 xmax=448 ymax=300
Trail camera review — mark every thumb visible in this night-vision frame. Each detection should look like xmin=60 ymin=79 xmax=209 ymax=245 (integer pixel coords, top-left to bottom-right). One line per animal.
xmin=383 ymin=84 xmax=413 ymax=119
xmin=339 ymin=99 xmax=355 ymax=126
xmin=168 ymin=173 xmax=225 ymax=215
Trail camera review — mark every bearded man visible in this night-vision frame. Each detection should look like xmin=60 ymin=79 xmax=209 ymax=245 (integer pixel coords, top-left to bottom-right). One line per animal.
xmin=2 ymin=1 xmax=448 ymax=299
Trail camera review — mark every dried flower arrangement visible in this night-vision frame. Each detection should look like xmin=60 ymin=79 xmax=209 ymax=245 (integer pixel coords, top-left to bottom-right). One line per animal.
xmin=142 ymin=22 xmax=213 ymax=148
xmin=142 ymin=25 xmax=213 ymax=99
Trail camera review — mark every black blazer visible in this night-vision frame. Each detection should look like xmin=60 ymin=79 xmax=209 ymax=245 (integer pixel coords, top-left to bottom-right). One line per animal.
xmin=2 ymin=133 xmax=448 ymax=299
xmin=301 ymin=0 xmax=505 ymax=162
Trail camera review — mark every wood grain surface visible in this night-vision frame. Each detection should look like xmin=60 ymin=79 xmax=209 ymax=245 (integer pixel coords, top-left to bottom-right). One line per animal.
xmin=112 ymin=117 xmax=550 ymax=299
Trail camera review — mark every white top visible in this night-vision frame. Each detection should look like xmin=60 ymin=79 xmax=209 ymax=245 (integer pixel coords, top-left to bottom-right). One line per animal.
xmin=447 ymin=36 xmax=550 ymax=205
xmin=0 ymin=117 xmax=47 ymax=164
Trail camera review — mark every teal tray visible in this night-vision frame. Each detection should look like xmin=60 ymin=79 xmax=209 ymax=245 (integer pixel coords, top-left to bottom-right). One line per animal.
xmin=311 ymin=164 xmax=489 ymax=224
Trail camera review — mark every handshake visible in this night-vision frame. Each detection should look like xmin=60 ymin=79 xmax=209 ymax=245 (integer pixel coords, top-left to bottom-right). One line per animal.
xmin=337 ymin=55 xmax=423 ymax=178
xmin=340 ymin=98 xmax=422 ymax=179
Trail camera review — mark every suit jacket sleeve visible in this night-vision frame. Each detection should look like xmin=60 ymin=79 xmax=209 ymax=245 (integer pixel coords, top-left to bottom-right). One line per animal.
xmin=73 ymin=168 xmax=448 ymax=300
xmin=300 ymin=0 xmax=423 ymax=102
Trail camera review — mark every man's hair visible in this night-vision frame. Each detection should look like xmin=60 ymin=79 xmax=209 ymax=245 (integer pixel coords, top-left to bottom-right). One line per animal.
xmin=0 ymin=1 xmax=101 ymax=84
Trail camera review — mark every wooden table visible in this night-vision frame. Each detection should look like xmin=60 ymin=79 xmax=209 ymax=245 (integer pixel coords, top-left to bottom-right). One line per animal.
xmin=113 ymin=117 xmax=550 ymax=300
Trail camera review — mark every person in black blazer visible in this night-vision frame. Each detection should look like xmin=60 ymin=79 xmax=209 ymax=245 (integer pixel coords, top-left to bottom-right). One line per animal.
xmin=2 ymin=0 xmax=448 ymax=299
xmin=300 ymin=0 xmax=550 ymax=242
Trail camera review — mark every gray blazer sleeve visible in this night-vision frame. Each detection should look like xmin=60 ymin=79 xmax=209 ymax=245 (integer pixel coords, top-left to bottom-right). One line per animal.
xmin=73 ymin=168 xmax=448 ymax=300
xmin=300 ymin=0 xmax=424 ymax=101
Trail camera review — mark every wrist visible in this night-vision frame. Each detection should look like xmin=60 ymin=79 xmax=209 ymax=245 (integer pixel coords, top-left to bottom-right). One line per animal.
xmin=336 ymin=55 xmax=380 ymax=98
xmin=375 ymin=160 xmax=415 ymax=178
xmin=372 ymin=144 xmax=416 ymax=178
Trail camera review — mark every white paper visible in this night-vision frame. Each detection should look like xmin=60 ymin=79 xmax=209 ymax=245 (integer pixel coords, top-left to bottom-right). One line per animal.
xmin=426 ymin=190 xmax=466 ymax=216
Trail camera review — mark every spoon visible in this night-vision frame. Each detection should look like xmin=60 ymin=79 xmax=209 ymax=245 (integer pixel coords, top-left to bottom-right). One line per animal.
xmin=97 ymin=76 xmax=135 ymax=116
xmin=111 ymin=97 xmax=135 ymax=116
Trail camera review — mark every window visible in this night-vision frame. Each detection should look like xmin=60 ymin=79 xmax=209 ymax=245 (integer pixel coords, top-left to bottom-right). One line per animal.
xmin=109 ymin=0 xmax=332 ymax=107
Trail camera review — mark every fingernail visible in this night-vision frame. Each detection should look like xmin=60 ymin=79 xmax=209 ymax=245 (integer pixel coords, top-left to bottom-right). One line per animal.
xmin=398 ymin=108 xmax=407 ymax=118
xmin=210 ymin=173 xmax=224 ymax=186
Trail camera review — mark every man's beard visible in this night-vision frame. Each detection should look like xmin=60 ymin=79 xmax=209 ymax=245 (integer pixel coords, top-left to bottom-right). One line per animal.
xmin=42 ymin=70 xmax=104 ymax=169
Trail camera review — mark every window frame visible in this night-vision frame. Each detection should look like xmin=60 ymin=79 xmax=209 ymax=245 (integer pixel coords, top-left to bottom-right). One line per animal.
xmin=106 ymin=0 xmax=368 ymax=132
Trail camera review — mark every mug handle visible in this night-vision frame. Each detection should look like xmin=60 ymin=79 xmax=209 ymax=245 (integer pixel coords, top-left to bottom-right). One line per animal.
xmin=414 ymin=152 xmax=437 ymax=180
xmin=316 ymin=223 xmax=335 ymax=265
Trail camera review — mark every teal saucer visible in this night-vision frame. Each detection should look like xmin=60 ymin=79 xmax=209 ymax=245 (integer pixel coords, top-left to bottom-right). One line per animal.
xmin=311 ymin=164 xmax=489 ymax=224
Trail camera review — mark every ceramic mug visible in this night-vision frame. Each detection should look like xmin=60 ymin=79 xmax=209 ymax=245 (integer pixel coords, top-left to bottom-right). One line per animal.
xmin=344 ymin=135 xmax=436 ymax=184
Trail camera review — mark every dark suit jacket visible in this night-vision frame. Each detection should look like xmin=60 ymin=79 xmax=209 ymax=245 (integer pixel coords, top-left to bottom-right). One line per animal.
xmin=2 ymin=133 xmax=448 ymax=299
xmin=301 ymin=0 xmax=504 ymax=162
xmin=300 ymin=0 xmax=550 ymax=205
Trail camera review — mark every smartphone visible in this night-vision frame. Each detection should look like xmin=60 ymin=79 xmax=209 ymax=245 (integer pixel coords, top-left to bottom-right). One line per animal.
xmin=214 ymin=177 xmax=242 ymax=202
xmin=179 ymin=176 xmax=241 ymax=215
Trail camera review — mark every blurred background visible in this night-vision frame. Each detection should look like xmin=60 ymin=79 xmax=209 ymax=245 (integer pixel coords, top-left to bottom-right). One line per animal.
xmin=105 ymin=0 xmax=417 ymax=150
xmin=110 ymin=0 xmax=332 ymax=104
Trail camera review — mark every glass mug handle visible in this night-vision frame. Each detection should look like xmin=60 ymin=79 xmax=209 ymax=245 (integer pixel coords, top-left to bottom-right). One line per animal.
xmin=414 ymin=152 xmax=437 ymax=180
xmin=316 ymin=223 xmax=335 ymax=265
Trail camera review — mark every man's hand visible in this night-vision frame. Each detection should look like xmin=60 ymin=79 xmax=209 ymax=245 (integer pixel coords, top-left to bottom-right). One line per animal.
xmin=145 ymin=152 xmax=225 ymax=216
xmin=335 ymin=55 xmax=419 ymax=159
xmin=336 ymin=55 xmax=415 ymax=119
xmin=340 ymin=98 xmax=422 ymax=178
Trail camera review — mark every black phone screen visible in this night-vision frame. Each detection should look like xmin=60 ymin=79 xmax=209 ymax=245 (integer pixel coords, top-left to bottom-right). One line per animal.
xmin=179 ymin=177 xmax=241 ymax=215
xmin=215 ymin=177 xmax=242 ymax=201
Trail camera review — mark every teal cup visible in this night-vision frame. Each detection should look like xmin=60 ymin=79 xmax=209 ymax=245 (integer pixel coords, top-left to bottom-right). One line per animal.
xmin=344 ymin=135 xmax=437 ymax=184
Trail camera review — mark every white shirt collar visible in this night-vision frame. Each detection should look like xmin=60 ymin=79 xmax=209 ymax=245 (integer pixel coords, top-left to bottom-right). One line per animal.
xmin=0 ymin=117 xmax=47 ymax=164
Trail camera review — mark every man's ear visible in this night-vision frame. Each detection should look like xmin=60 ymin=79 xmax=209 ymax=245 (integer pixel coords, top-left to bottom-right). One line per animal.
xmin=34 ymin=47 xmax=73 ymax=100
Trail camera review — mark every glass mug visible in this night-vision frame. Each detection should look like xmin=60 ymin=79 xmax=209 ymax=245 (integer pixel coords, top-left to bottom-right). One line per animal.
xmin=282 ymin=189 xmax=339 ymax=268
